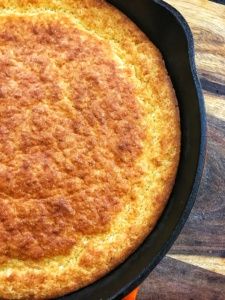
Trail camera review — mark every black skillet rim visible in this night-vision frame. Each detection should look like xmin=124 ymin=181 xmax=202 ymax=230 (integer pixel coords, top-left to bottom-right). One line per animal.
xmin=110 ymin=1 xmax=207 ymax=297
xmin=59 ymin=1 xmax=207 ymax=299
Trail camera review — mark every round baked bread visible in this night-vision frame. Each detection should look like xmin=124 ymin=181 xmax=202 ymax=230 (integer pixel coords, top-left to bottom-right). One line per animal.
xmin=0 ymin=0 xmax=180 ymax=299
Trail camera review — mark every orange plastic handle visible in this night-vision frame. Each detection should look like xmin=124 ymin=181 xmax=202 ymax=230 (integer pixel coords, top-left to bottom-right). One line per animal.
xmin=123 ymin=288 xmax=139 ymax=300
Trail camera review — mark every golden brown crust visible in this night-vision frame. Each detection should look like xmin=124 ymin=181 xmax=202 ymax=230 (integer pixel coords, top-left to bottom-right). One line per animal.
xmin=0 ymin=0 xmax=180 ymax=299
xmin=0 ymin=14 xmax=144 ymax=261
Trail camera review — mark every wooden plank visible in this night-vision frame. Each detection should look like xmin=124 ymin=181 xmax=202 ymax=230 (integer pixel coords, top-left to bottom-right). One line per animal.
xmin=138 ymin=257 xmax=225 ymax=300
xmin=169 ymin=114 xmax=225 ymax=257
xmin=168 ymin=255 xmax=225 ymax=276
xmin=166 ymin=0 xmax=225 ymax=86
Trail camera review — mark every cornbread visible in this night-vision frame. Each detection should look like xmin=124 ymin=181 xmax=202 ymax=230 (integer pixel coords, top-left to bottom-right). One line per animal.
xmin=0 ymin=0 xmax=180 ymax=298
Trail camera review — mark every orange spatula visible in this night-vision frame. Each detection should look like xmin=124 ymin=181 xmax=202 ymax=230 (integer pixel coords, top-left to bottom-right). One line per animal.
xmin=123 ymin=288 xmax=139 ymax=300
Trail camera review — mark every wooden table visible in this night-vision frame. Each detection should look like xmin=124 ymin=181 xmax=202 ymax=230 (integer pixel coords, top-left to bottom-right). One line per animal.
xmin=137 ymin=0 xmax=225 ymax=299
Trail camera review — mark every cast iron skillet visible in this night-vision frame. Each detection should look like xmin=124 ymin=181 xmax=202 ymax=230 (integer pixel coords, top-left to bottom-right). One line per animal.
xmin=60 ymin=0 xmax=207 ymax=299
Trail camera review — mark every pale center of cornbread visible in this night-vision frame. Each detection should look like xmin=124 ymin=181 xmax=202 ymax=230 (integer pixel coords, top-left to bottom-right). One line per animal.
xmin=0 ymin=13 xmax=145 ymax=261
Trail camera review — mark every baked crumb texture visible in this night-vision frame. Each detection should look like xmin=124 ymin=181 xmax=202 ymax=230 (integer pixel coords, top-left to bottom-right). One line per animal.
xmin=0 ymin=0 xmax=180 ymax=299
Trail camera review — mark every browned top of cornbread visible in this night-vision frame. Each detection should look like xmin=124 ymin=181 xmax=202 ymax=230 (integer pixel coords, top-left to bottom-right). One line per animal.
xmin=0 ymin=14 xmax=144 ymax=261
xmin=0 ymin=1 xmax=180 ymax=299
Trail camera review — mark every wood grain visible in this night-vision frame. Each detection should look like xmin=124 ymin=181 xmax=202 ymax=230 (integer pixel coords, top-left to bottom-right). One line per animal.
xmin=138 ymin=257 xmax=225 ymax=300
xmin=167 ymin=0 xmax=225 ymax=86
xmin=170 ymin=114 xmax=225 ymax=257
xmin=138 ymin=0 xmax=225 ymax=299
xmin=168 ymin=255 xmax=225 ymax=276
